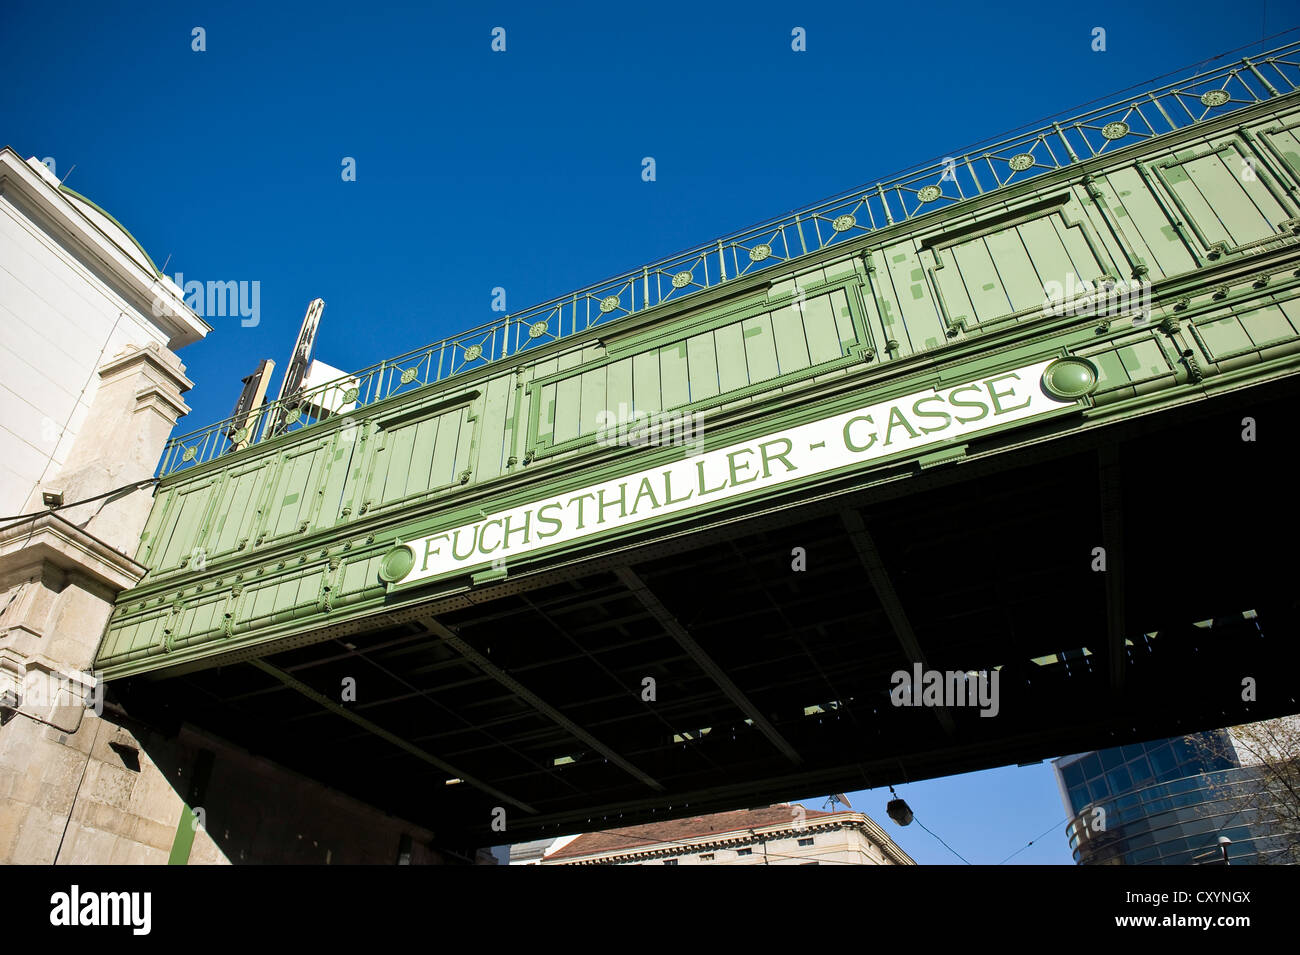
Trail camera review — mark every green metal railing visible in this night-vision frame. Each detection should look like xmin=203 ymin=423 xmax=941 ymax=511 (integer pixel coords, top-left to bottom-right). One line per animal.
xmin=158 ymin=40 xmax=1300 ymax=476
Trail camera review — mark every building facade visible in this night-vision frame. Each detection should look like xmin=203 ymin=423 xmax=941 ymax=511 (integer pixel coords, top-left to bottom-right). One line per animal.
xmin=0 ymin=151 xmax=208 ymax=517
xmin=1054 ymin=724 xmax=1295 ymax=865
xmin=520 ymin=804 xmax=915 ymax=865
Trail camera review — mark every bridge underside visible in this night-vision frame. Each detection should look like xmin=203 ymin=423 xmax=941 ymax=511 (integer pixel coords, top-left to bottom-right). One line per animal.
xmin=111 ymin=375 xmax=1300 ymax=848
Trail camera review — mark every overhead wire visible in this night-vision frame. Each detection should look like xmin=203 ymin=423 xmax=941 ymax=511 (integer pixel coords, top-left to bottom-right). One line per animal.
xmin=997 ymin=817 xmax=1068 ymax=865
xmin=0 ymin=477 xmax=159 ymax=531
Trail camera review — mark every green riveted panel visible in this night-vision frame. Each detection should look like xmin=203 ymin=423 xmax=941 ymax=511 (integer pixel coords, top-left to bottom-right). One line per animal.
xmin=151 ymin=478 xmax=221 ymax=572
xmin=553 ymin=365 xmax=582 ymax=445
xmin=1154 ymin=139 xmax=1291 ymax=255
xmin=1158 ymin=156 xmax=1226 ymax=247
xmin=1194 ymin=303 xmax=1300 ymax=360
xmin=832 ymin=289 xmax=857 ymax=354
xmin=769 ymin=301 xmax=812 ymax=374
xmin=607 ymin=357 xmax=634 ymax=419
xmin=1259 ymin=123 xmax=1300 ymax=176
xmin=927 ymin=204 xmax=1109 ymax=335
xmin=714 ymin=322 xmax=748 ymax=393
xmin=533 ymin=355 xmax=559 ymax=447
xmin=985 ymin=227 xmax=1045 ymax=310
xmin=879 ymin=240 xmax=935 ymax=356
xmin=1198 ymin=312 xmax=1255 ymax=358
xmin=394 ymin=415 xmax=437 ymax=500
xmin=952 ymin=237 xmax=1014 ymax=321
xmin=170 ymin=591 xmax=230 ymax=652
xmin=659 ymin=339 xmax=691 ymax=406
xmin=685 ymin=333 xmax=720 ymax=401
xmin=337 ymin=552 xmax=385 ymax=600
xmin=1018 ymin=215 xmax=1089 ymax=296
xmin=97 ymin=612 xmax=166 ymax=664
xmin=578 ymin=365 xmax=607 ymax=438
xmin=477 ymin=374 xmax=513 ymax=480
xmin=1279 ymin=298 xmax=1300 ymax=334
xmin=1239 ymin=303 xmax=1298 ymax=347
xmin=803 ymin=290 xmax=844 ymax=364
xmin=377 ymin=419 xmax=417 ymax=504
xmin=375 ymin=400 xmax=479 ymax=508
xmin=1098 ymin=167 xmax=1197 ymax=277
xmin=316 ymin=428 xmax=359 ymax=526
xmin=1184 ymin=153 xmax=1272 ymax=243
xmin=525 ymin=284 xmax=869 ymax=460
xmin=399 ymin=414 xmax=442 ymax=499
xmin=632 ymin=349 xmax=662 ymax=415
xmin=429 ymin=407 xmax=465 ymax=488
xmin=1079 ymin=334 xmax=1175 ymax=397
xmin=740 ymin=314 xmax=779 ymax=382
xmin=263 ymin=440 xmax=328 ymax=540
xmin=1054 ymin=205 xmax=1112 ymax=280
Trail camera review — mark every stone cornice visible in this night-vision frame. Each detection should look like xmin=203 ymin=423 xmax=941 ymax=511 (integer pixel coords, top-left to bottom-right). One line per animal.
xmin=135 ymin=383 xmax=192 ymax=421
xmin=0 ymin=147 xmax=210 ymax=349
xmin=97 ymin=343 xmax=194 ymax=420
xmin=0 ymin=512 xmax=146 ymax=593
xmin=99 ymin=341 xmax=193 ymax=390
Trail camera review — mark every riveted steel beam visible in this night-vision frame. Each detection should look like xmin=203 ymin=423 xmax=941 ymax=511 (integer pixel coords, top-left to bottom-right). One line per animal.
xmin=840 ymin=508 xmax=958 ymax=736
xmin=1098 ymin=444 xmax=1126 ymax=695
xmin=247 ymin=658 xmax=536 ymax=814
xmin=614 ymin=565 xmax=803 ymax=766
xmin=418 ymin=615 xmax=665 ymax=792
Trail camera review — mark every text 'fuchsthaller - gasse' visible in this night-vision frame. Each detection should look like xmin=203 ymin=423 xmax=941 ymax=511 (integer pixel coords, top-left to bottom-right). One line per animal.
xmin=394 ymin=359 xmax=1073 ymax=586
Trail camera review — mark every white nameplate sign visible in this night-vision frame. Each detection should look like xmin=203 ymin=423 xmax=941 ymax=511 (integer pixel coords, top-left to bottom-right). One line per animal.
xmin=391 ymin=358 xmax=1075 ymax=586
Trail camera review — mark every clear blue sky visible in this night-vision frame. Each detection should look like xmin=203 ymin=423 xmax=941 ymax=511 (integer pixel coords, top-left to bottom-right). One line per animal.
xmin=794 ymin=764 xmax=1074 ymax=865
xmin=3 ymin=0 xmax=1293 ymax=864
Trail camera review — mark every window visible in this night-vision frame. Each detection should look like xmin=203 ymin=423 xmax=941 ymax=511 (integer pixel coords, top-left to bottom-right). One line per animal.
xmin=1106 ymin=764 xmax=1132 ymax=794
xmin=1116 ymin=793 xmax=1142 ymax=811
xmin=1149 ymin=743 xmax=1179 ymax=778
xmin=699 ymin=853 xmax=714 ymax=862
xmin=1127 ymin=756 xmax=1154 ymax=785
xmin=1127 ymin=845 xmax=1160 ymax=864
xmin=737 ymin=848 xmax=753 ymax=856
xmin=1128 ymin=830 xmax=1155 ymax=850
xmin=797 ymin=837 xmax=814 ymax=847
xmin=663 ymin=859 xmax=678 ymax=865
xmin=1069 ymin=787 xmax=1090 ymax=814
xmin=1121 ymin=743 xmax=1148 ymax=762
xmin=1171 ymin=736 xmax=1199 ymax=767
xmin=1157 ymin=837 xmax=1190 ymax=859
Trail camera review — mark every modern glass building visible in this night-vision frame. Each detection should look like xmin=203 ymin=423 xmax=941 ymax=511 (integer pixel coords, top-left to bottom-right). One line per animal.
xmin=1053 ymin=732 xmax=1283 ymax=865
